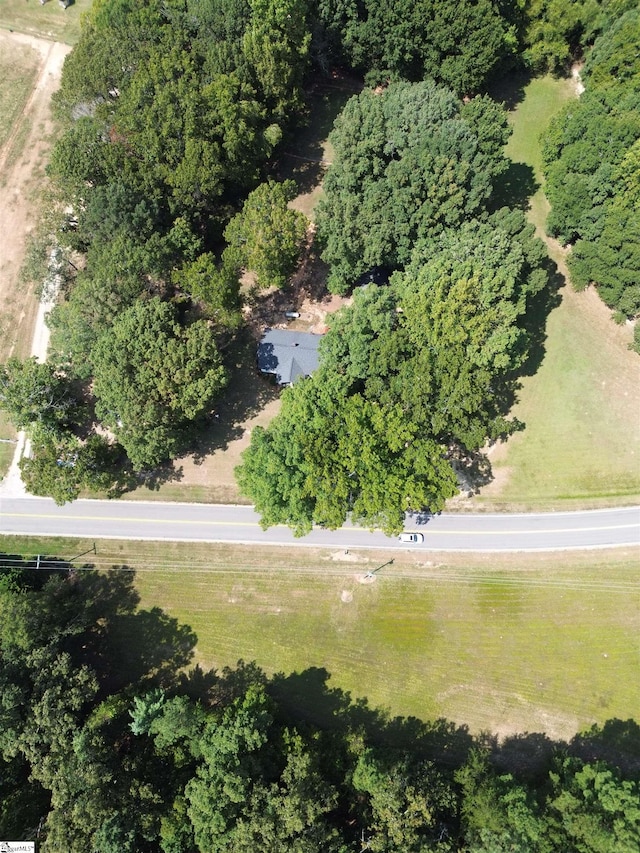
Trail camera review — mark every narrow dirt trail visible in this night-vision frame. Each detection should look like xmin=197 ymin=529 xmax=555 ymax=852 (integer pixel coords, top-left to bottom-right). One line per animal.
xmin=0 ymin=31 xmax=70 ymax=360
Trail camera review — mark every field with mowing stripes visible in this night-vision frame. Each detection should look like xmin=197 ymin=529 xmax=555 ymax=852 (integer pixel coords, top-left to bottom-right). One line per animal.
xmin=2 ymin=536 xmax=637 ymax=738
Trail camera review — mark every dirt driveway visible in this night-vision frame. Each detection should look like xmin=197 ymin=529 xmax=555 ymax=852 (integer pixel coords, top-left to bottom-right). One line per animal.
xmin=0 ymin=31 xmax=70 ymax=360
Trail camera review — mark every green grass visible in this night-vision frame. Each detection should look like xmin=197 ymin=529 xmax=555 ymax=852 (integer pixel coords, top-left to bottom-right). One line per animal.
xmin=504 ymin=74 xmax=575 ymax=184
xmin=0 ymin=0 xmax=93 ymax=45
xmin=0 ymin=36 xmax=40 ymax=149
xmin=0 ymin=430 xmax=16 ymax=469
xmin=278 ymin=77 xmax=360 ymax=220
xmin=2 ymin=535 xmax=637 ymax=738
xmin=476 ymin=74 xmax=640 ymax=509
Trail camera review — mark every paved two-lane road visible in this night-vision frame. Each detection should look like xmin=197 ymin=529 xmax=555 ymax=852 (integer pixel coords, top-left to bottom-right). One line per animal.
xmin=1 ymin=496 xmax=638 ymax=552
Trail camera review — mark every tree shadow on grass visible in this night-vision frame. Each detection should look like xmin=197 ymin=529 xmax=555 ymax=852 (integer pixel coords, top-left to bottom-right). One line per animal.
xmin=269 ymin=666 xmax=474 ymax=770
xmin=0 ymin=558 xmax=198 ymax=695
xmin=490 ymin=161 xmax=539 ymax=212
xmin=266 ymin=666 xmax=640 ymax=785
xmin=485 ymin=67 xmax=532 ymax=112
xmin=483 ymin=731 xmax=558 ymax=783
xmin=133 ymin=460 xmax=184 ymax=492
xmin=276 ymin=76 xmax=362 ymax=195
xmin=518 ymin=254 xmax=564 ymax=379
xmin=109 ymin=602 xmax=197 ymax=689
xmin=569 ymin=719 xmax=640 ymax=781
xmin=58 ymin=568 xmax=196 ymax=693
xmin=187 ymin=328 xmax=281 ymax=465
xmin=0 ymin=552 xmax=73 ymax=590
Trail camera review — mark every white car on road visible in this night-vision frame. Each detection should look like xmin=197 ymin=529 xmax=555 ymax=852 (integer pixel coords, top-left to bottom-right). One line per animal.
xmin=398 ymin=532 xmax=424 ymax=543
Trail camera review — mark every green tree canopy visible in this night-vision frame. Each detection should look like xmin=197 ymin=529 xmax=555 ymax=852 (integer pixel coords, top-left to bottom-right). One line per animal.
xmin=172 ymin=253 xmax=243 ymax=328
xmin=568 ymin=140 xmax=640 ymax=316
xmin=311 ymin=0 xmax=515 ymax=94
xmin=91 ymin=298 xmax=228 ymax=469
xmin=239 ymin=210 xmax=547 ymax=533
xmin=316 ymin=80 xmax=509 ymax=292
xmin=542 ymin=8 xmax=640 ymax=317
xmin=19 ymin=428 xmax=126 ymax=506
xmin=223 ymin=180 xmax=308 ymax=289
xmin=0 ymin=357 xmax=84 ymax=431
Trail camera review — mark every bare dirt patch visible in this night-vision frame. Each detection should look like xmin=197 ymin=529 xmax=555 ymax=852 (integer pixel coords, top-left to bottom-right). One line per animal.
xmin=331 ymin=550 xmax=365 ymax=563
xmin=244 ymin=229 xmax=350 ymax=337
xmin=0 ymin=32 xmax=70 ymax=476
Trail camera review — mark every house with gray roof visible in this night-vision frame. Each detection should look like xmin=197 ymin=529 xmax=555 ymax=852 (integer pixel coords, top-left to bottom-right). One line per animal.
xmin=257 ymin=329 xmax=321 ymax=385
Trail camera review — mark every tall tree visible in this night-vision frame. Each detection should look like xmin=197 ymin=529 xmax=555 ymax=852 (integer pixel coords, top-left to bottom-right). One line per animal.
xmin=223 ymin=180 xmax=308 ymax=289
xmin=316 ymin=80 xmax=509 ymax=292
xmin=91 ymin=298 xmax=228 ymax=469
xmin=541 ymin=8 xmax=640 ymax=317
xmin=0 ymin=358 xmax=84 ymax=431
xmin=239 ymin=210 xmax=547 ymax=534
xmin=172 ymin=253 xmax=243 ymax=328
xmin=243 ymin=0 xmax=312 ymax=118
xmin=311 ymin=0 xmax=515 ymax=94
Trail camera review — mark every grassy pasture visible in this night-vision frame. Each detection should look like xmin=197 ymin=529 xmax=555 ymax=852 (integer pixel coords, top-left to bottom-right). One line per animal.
xmin=2 ymin=535 xmax=638 ymax=738
xmin=477 ymin=74 xmax=640 ymax=509
xmin=0 ymin=0 xmax=92 ymax=45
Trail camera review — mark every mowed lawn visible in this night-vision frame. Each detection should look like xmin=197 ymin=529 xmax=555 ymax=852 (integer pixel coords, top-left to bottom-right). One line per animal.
xmin=3 ymin=536 xmax=637 ymax=739
xmin=0 ymin=0 xmax=93 ymax=45
xmin=477 ymin=75 xmax=640 ymax=508
xmin=130 ymin=548 xmax=640 ymax=739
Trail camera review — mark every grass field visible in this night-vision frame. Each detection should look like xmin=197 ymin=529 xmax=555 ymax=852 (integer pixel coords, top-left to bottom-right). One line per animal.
xmin=476 ymin=74 xmax=640 ymax=509
xmin=0 ymin=38 xmax=40 ymax=150
xmin=0 ymin=0 xmax=93 ymax=45
xmin=2 ymin=535 xmax=638 ymax=738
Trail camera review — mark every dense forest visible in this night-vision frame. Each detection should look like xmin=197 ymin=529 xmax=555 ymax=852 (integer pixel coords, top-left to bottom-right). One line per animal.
xmin=1 ymin=560 xmax=639 ymax=852
xmin=542 ymin=7 xmax=640 ymax=318
xmin=1 ymin=0 xmax=637 ymax=519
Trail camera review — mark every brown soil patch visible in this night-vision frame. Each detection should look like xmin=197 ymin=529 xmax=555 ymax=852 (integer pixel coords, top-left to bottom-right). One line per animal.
xmin=331 ymin=550 xmax=364 ymax=562
xmin=244 ymin=228 xmax=350 ymax=337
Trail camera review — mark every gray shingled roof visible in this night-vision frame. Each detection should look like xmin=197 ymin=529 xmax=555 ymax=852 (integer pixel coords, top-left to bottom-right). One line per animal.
xmin=257 ymin=329 xmax=321 ymax=385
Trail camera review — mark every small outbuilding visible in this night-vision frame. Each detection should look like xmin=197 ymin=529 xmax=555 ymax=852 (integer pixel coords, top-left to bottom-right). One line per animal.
xmin=257 ymin=329 xmax=321 ymax=385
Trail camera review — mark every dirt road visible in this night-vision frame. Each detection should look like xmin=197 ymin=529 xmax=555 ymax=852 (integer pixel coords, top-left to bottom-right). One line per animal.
xmin=0 ymin=31 xmax=70 ymax=492
xmin=0 ymin=31 xmax=70 ymax=360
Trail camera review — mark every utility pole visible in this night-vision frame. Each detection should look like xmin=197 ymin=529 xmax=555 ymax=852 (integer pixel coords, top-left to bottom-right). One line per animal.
xmin=68 ymin=542 xmax=97 ymax=564
xmin=364 ymin=558 xmax=394 ymax=580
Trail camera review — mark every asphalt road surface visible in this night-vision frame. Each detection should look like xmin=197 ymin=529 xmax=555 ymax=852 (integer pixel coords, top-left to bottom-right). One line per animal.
xmin=1 ymin=497 xmax=639 ymax=552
